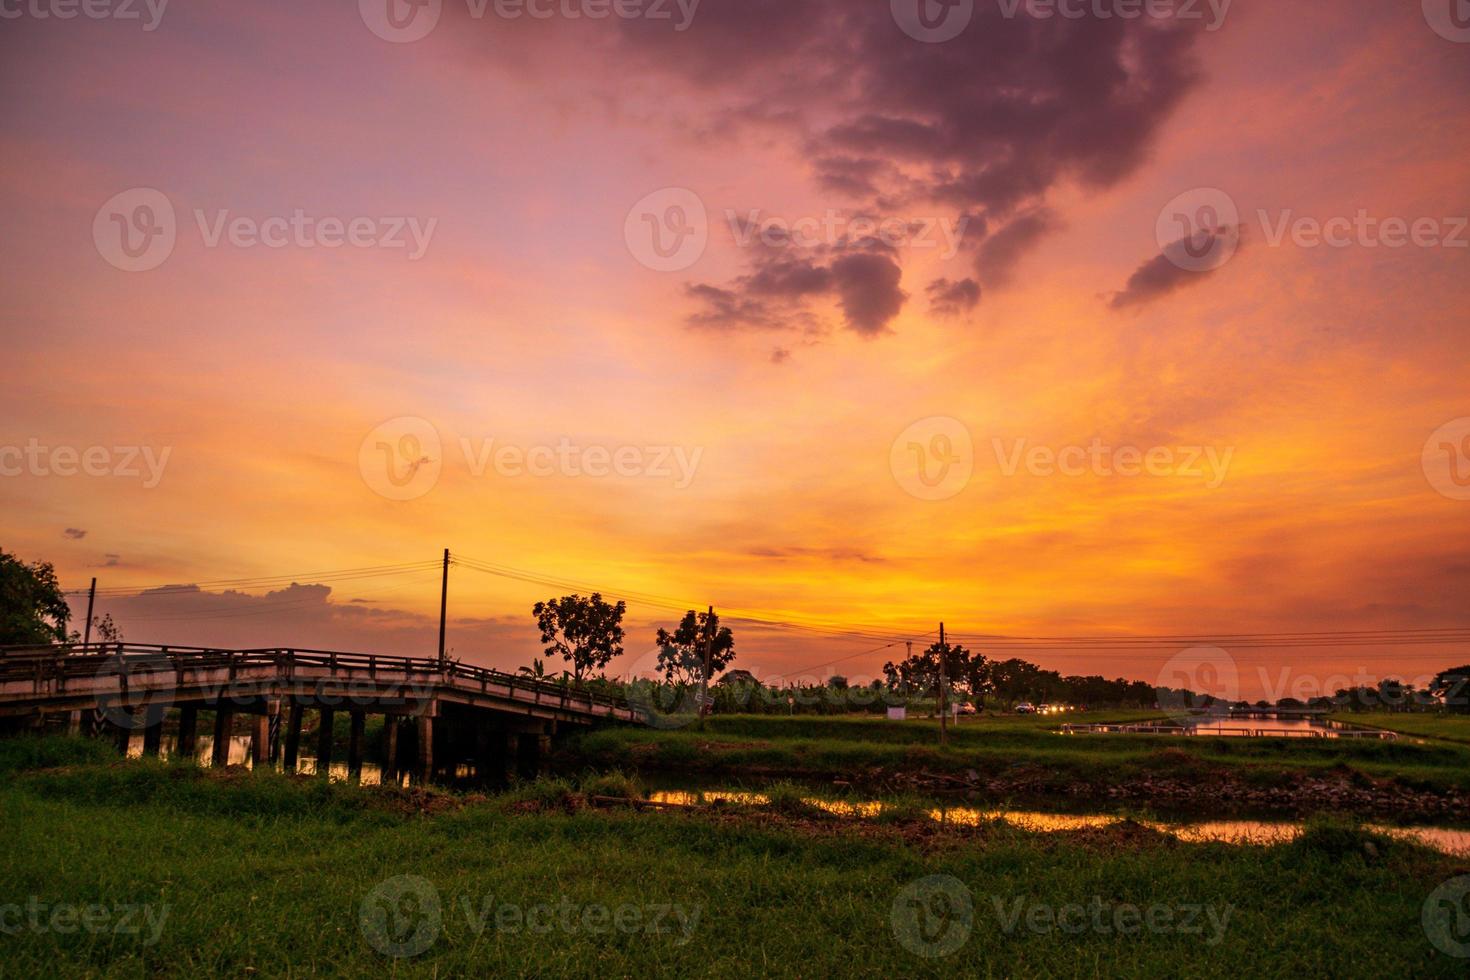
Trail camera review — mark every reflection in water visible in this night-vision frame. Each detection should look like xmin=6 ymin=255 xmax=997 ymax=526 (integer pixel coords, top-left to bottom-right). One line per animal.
xmin=123 ymin=733 xmax=409 ymax=787
xmin=1189 ymin=718 xmax=1347 ymax=738
xmin=645 ymin=792 xmax=1470 ymax=857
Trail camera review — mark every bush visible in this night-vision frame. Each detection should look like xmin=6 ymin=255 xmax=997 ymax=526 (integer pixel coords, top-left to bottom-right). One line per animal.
xmin=581 ymin=771 xmax=642 ymax=800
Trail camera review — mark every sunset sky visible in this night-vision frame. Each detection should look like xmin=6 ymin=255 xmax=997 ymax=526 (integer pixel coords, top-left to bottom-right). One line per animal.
xmin=2 ymin=0 xmax=1467 ymax=698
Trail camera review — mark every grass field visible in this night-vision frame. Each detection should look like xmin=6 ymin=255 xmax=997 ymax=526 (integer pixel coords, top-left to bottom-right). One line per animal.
xmin=1330 ymin=713 xmax=1470 ymax=746
xmin=564 ymin=714 xmax=1470 ymax=809
xmin=1 ymin=738 xmax=1467 ymax=978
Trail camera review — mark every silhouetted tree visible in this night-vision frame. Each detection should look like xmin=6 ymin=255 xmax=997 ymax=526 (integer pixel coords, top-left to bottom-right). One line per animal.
xmin=1431 ymin=665 xmax=1470 ymax=714
xmin=654 ymin=609 xmax=735 ymax=685
xmin=0 ymin=550 xmax=72 ymax=645
xmin=532 ymin=593 xmax=626 ymax=684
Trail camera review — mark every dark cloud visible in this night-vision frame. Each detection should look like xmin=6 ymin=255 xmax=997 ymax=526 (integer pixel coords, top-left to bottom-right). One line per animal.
xmin=99 ymin=554 xmax=120 ymax=567
xmin=770 ymin=347 xmax=791 ymax=364
xmin=686 ymin=240 xmax=905 ymax=335
xmin=975 ymin=209 xmax=1059 ymax=288
xmin=609 ymin=4 xmax=1206 ymax=334
xmin=1109 ymin=227 xmax=1243 ymax=309
xmin=63 ymin=528 xmax=87 ymax=539
xmin=830 ymin=252 xmax=907 ymax=336
xmin=927 ymin=277 xmax=981 ymax=317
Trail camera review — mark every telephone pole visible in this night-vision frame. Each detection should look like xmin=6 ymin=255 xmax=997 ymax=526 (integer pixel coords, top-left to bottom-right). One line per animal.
xmin=82 ymin=577 xmax=97 ymax=648
xmin=437 ymin=549 xmax=449 ymax=666
xmin=938 ymin=621 xmax=949 ymax=747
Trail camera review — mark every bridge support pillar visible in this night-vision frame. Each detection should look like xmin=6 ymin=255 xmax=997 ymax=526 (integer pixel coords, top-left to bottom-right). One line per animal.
xmin=283 ymin=703 xmax=303 ymax=773
xmin=316 ymin=708 xmax=335 ymax=777
xmin=267 ymin=699 xmax=282 ymax=765
xmin=142 ymin=714 xmax=164 ymax=757
xmin=211 ymin=708 xmax=233 ymax=768
xmin=67 ymin=711 xmax=82 ymax=736
xmin=178 ymin=706 xmax=199 ymax=759
xmin=251 ymin=714 xmax=270 ymax=767
xmin=416 ymin=714 xmax=434 ymax=786
xmin=382 ymin=714 xmax=400 ymax=784
xmin=347 ymin=711 xmax=365 ymax=782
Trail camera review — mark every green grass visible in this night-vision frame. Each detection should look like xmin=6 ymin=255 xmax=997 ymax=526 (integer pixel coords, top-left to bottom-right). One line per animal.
xmin=566 ymin=714 xmax=1470 ymax=803
xmin=1331 ymin=713 xmax=1470 ymax=746
xmin=0 ymin=740 xmax=1466 ymax=977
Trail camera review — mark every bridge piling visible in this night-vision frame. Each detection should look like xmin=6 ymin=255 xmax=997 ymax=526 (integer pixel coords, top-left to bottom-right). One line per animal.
xmin=212 ymin=709 xmax=233 ymax=767
xmin=347 ymin=711 xmax=364 ymax=782
xmin=316 ymin=708 xmax=335 ymax=777
xmin=178 ymin=706 xmax=199 ymax=759
xmin=251 ymin=714 xmax=270 ymax=767
xmin=141 ymin=714 xmax=164 ymax=757
xmin=382 ymin=714 xmax=400 ymax=783
xmin=416 ymin=711 xmax=435 ymax=785
xmin=282 ymin=703 xmax=303 ymax=773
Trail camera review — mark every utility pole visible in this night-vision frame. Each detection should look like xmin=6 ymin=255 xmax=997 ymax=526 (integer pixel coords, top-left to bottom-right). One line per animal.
xmin=698 ymin=605 xmax=714 ymax=721
xmin=437 ymin=549 xmax=449 ymax=666
xmin=938 ymin=622 xmax=949 ymax=747
xmin=82 ymin=577 xmax=97 ymax=648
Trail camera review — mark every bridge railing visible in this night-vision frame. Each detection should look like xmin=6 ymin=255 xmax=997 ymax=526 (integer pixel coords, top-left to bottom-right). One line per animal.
xmin=0 ymin=644 xmax=633 ymax=715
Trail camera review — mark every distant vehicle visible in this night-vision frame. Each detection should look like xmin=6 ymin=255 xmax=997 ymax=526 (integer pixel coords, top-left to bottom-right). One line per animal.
xmin=1015 ymin=702 xmax=1037 ymax=714
xmin=957 ymin=702 xmax=978 ymax=715
xmin=1038 ymin=703 xmax=1052 ymax=714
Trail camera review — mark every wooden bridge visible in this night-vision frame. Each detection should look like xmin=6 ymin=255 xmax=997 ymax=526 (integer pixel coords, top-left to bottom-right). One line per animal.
xmin=0 ymin=643 xmax=644 ymax=783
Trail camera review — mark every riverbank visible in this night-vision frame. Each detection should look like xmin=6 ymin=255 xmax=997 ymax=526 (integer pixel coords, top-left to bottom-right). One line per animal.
xmin=562 ymin=714 xmax=1470 ymax=822
xmin=1 ymin=738 xmax=1466 ymax=977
